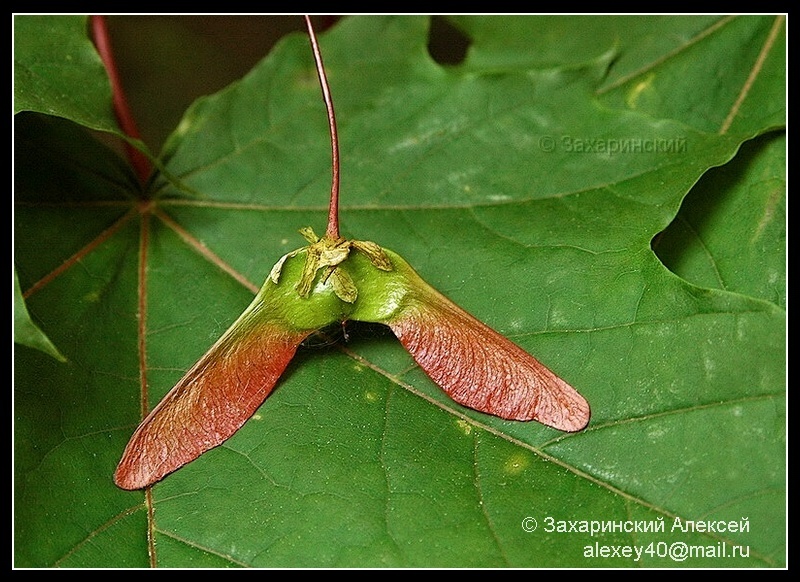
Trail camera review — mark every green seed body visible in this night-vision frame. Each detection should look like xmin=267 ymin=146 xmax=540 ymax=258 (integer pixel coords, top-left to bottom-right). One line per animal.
xmin=264 ymin=241 xmax=426 ymax=330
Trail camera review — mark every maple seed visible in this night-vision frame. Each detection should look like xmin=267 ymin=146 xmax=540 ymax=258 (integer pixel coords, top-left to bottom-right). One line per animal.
xmin=353 ymin=248 xmax=591 ymax=431
xmin=387 ymin=291 xmax=591 ymax=430
xmin=113 ymin=15 xmax=591 ymax=491
xmin=114 ymin=310 xmax=312 ymax=490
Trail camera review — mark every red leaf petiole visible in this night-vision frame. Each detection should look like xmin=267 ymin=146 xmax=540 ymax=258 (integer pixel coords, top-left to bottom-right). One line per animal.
xmin=90 ymin=15 xmax=152 ymax=187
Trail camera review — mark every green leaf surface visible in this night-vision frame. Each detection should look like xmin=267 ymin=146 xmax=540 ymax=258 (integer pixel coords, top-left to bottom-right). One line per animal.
xmin=14 ymin=15 xmax=785 ymax=568
xmin=653 ymin=132 xmax=786 ymax=309
xmin=13 ymin=15 xmax=117 ymax=132
xmin=14 ymin=269 xmax=66 ymax=362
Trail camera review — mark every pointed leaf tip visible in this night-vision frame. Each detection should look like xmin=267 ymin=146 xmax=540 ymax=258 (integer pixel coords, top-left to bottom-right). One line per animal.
xmin=14 ymin=270 xmax=67 ymax=362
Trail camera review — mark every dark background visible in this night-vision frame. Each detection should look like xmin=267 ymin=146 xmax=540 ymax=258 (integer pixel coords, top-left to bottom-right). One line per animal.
xmin=103 ymin=15 xmax=469 ymax=153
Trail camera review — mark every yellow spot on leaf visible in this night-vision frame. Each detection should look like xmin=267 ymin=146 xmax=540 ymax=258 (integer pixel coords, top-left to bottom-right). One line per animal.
xmin=455 ymin=419 xmax=472 ymax=436
xmin=504 ymin=452 xmax=529 ymax=475
xmin=626 ymin=73 xmax=655 ymax=109
xmin=82 ymin=290 xmax=101 ymax=303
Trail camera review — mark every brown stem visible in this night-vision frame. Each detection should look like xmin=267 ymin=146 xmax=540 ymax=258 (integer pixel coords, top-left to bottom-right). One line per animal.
xmin=304 ymin=15 xmax=340 ymax=240
xmin=90 ymin=15 xmax=152 ymax=188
